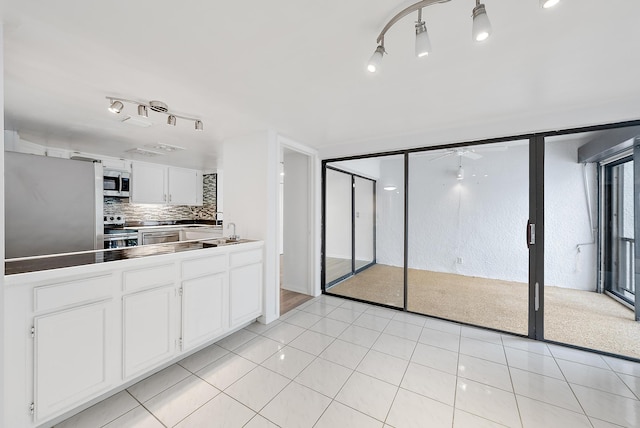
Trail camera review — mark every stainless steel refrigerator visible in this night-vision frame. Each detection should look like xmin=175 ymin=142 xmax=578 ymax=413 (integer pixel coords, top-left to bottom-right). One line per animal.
xmin=5 ymin=152 xmax=103 ymax=258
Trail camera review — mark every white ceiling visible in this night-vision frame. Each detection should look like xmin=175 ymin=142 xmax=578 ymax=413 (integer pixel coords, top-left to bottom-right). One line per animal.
xmin=2 ymin=1 xmax=640 ymax=169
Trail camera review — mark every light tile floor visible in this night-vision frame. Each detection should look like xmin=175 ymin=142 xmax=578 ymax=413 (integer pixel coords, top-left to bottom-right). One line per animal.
xmin=57 ymin=295 xmax=640 ymax=428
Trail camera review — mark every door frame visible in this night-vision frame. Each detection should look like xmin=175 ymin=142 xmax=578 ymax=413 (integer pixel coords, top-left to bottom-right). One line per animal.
xmin=322 ymin=165 xmax=377 ymax=289
xmin=278 ymin=135 xmax=320 ymax=298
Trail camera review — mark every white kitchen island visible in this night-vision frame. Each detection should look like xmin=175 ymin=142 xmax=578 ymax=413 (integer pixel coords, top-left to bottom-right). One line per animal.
xmin=4 ymin=239 xmax=264 ymax=428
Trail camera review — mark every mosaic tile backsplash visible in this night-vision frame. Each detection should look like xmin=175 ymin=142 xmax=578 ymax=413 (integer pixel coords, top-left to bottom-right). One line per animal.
xmin=104 ymin=173 xmax=217 ymax=222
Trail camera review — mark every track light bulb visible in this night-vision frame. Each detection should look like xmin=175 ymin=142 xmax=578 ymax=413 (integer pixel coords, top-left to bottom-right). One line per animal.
xmin=457 ymin=166 xmax=464 ymax=180
xmin=137 ymin=105 xmax=148 ymax=118
xmin=367 ymin=45 xmax=385 ymax=73
xmin=167 ymin=115 xmax=176 ymax=126
xmin=108 ymin=100 xmax=124 ymax=114
xmin=415 ymin=21 xmax=432 ymax=58
xmin=472 ymin=2 xmax=492 ymax=42
xmin=540 ymin=0 xmax=559 ymax=8
xmin=195 ymin=120 xmax=203 ymax=131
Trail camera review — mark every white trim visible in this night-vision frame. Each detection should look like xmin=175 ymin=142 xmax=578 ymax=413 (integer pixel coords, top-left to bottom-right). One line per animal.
xmin=278 ymin=135 xmax=321 ymax=297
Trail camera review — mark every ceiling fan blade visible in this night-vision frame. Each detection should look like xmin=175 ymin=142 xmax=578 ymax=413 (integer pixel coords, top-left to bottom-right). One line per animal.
xmin=428 ymin=152 xmax=454 ymax=162
xmin=473 ymin=145 xmax=508 ymax=152
xmin=462 ymin=151 xmax=483 ymax=160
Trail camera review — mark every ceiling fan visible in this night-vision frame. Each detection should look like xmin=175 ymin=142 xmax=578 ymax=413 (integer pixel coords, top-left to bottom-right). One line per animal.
xmin=428 ymin=148 xmax=482 ymax=162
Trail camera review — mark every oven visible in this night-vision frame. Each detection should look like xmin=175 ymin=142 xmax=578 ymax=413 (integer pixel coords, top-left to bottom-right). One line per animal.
xmin=103 ymin=169 xmax=130 ymax=197
xmin=103 ymin=214 xmax=137 ymax=249
xmin=103 ymin=230 xmax=138 ymax=249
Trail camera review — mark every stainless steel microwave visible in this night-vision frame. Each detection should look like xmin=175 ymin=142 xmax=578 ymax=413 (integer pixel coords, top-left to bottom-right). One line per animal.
xmin=103 ymin=169 xmax=130 ymax=197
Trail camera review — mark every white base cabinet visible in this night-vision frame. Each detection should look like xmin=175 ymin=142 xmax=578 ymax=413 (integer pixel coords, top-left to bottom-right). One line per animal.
xmin=230 ymin=263 xmax=263 ymax=328
xmin=4 ymin=241 xmax=264 ymax=428
xmin=34 ymin=301 xmax=113 ymax=422
xmin=182 ymin=272 xmax=228 ymax=351
xmin=123 ymin=285 xmax=176 ymax=379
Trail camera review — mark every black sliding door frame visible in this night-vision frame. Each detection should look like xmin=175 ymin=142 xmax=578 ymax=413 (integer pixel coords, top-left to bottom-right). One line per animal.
xmin=322 ymin=165 xmax=376 ymax=289
xmin=529 ymin=136 xmax=545 ymax=340
xmin=321 ymin=118 xmax=640 ymax=349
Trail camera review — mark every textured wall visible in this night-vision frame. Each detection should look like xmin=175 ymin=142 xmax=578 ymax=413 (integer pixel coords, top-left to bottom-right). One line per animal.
xmin=370 ymin=141 xmax=597 ymax=291
xmin=105 ymin=173 xmax=217 ymax=222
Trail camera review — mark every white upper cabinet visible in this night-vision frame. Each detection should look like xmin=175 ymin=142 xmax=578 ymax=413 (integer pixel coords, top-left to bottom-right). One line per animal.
xmin=131 ymin=162 xmax=202 ymax=206
xmin=131 ymin=162 xmax=167 ymax=204
xmin=168 ymin=167 xmax=198 ymax=205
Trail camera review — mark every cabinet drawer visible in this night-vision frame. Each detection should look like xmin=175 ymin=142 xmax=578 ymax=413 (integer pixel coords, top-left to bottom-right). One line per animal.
xmin=229 ymin=249 xmax=262 ymax=267
xmin=182 ymin=254 xmax=227 ymax=279
xmin=34 ymin=274 xmax=113 ymax=312
xmin=123 ymin=264 xmax=176 ymax=292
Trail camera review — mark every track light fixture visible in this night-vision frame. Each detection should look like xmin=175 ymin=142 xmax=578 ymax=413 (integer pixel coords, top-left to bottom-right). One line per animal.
xmin=367 ymin=0 xmax=559 ymax=73
xmin=540 ymin=0 xmax=559 ymax=8
xmin=367 ymin=45 xmax=386 ymax=73
xmin=471 ymin=1 xmax=491 ymax=42
xmin=415 ymin=9 xmax=432 ymax=58
xmin=137 ymin=104 xmax=148 ymax=118
xmin=106 ymin=97 xmax=203 ymax=131
xmin=108 ymin=100 xmax=124 ymax=114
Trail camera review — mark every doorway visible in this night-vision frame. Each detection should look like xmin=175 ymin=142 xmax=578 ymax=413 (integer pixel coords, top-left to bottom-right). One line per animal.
xmin=280 ymin=145 xmax=316 ymax=314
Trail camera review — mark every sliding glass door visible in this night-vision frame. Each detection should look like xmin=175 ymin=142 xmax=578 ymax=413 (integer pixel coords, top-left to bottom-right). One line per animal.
xmin=324 ymin=156 xmax=404 ymax=308
xmin=603 ymin=157 xmax=636 ymax=306
xmin=325 ymin=168 xmax=353 ymax=284
xmin=322 ymin=120 xmax=640 ymax=360
xmin=407 ymin=141 xmax=530 ymax=335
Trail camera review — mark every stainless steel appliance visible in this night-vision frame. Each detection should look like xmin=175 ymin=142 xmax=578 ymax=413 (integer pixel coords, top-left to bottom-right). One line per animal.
xmin=5 ymin=152 xmax=103 ymax=258
xmin=103 ymin=169 xmax=130 ymax=197
xmin=103 ymin=214 xmax=138 ymax=249
xmin=141 ymin=230 xmax=180 ymax=245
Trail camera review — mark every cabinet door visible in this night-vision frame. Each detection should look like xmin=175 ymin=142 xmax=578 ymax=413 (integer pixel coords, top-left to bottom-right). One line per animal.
xmin=168 ymin=167 xmax=197 ymax=205
xmin=182 ymin=273 xmax=228 ymax=351
xmin=34 ymin=301 xmax=112 ymax=422
xmin=131 ymin=162 xmax=167 ymax=204
xmin=229 ymin=263 xmax=263 ymax=328
xmin=123 ymin=286 xmax=175 ymax=378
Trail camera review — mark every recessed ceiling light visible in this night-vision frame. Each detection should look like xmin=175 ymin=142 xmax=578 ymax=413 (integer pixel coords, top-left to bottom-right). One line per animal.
xmin=145 ymin=143 xmax=185 ymax=152
xmin=384 ymin=186 xmax=397 ymax=191
xmin=125 ymin=148 xmax=165 ymax=157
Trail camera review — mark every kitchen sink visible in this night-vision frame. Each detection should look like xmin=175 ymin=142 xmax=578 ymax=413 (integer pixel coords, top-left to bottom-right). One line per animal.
xmin=200 ymin=238 xmax=246 ymax=247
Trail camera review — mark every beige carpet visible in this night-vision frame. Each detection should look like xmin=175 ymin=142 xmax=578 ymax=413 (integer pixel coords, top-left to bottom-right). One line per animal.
xmin=329 ymin=264 xmax=640 ymax=359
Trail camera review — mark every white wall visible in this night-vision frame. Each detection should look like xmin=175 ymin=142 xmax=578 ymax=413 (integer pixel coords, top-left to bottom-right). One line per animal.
xmin=282 ymin=150 xmax=310 ymax=294
xmin=331 ymin=158 xmax=381 ymax=180
xmin=374 ymin=156 xmax=406 ymax=267
xmin=0 ymin=24 xmax=6 ymax=426
xmin=354 ymin=177 xmax=374 ymax=262
xmin=325 ymin=169 xmax=352 ymax=260
xmin=545 ymin=139 xmax=598 ymax=291
xmin=367 ymin=141 xmax=596 ymax=290
xmin=223 ymin=130 xmax=279 ymax=323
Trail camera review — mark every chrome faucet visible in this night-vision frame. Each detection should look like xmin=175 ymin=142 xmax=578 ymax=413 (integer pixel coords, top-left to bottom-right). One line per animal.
xmin=227 ymin=222 xmax=239 ymax=241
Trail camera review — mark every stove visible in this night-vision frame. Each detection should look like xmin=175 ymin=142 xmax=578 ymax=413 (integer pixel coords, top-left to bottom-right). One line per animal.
xmin=104 ymin=214 xmax=125 ymax=226
xmin=103 ymin=214 xmax=138 ymax=249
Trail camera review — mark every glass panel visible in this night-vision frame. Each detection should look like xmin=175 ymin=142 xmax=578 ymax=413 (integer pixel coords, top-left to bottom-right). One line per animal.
xmin=325 ymin=168 xmax=353 ymax=284
xmin=354 ymin=176 xmax=375 ymax=271
xmin=407 ymin=141 xmax=529 ymax=335
xmin=545 ymin=132 xmax=640 ymax=359
xmin=605 ymin=160 xmax=636 ymax=305
xmin=325 ymin=156 xmax=404 ymax=307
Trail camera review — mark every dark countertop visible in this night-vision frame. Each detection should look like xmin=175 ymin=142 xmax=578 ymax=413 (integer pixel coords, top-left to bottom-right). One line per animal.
xmin=5 ymin=239 xmax=255 ymax=276
xmin=124 ymin=219 xmax=219 ymax=227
